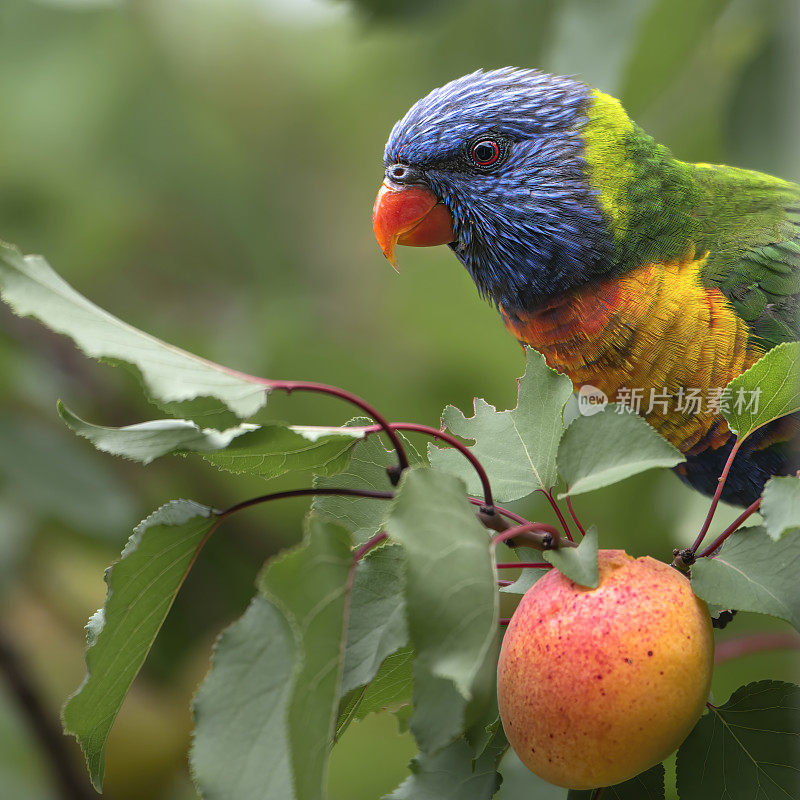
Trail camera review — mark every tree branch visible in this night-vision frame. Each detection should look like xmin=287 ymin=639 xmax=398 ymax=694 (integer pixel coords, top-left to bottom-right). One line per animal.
xmin=0 ymin=627 xmax=94 ymax=800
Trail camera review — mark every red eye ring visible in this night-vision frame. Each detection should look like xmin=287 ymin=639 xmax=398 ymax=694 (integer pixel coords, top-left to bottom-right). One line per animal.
xmin=471 ymin=139 xmax=500 ymax=166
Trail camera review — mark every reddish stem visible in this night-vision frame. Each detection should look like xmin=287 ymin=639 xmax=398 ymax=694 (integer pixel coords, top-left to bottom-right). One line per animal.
xmin=265 ymin=380 xmax=410 ymax=476
xmin=218 ymin=487 xmax=394 ymax=518
xmin=469 ymin=499 xmax=527 ymax=525
xmin=497 ymin=580 xmax=513 ymax=587
xmin=565 ymin=491 xmax=587 ymax=538
xmin=691 ymin=438 xmax=741 ymax=553
xmin=353 ymin=531 xmax=389 ymax=562
xmin=219 ymin=487 xmax=526 ymax=541
xmin=495 ymin=562 xmax=552 ymax=569
xmin=539 ymin=488 xmax=573 ymax=541
xmin=697 ymin=497 xmax=762 ymax=558
xmin=491 ymin=522 xmax=569 ymax=551
xmin=359 ymin=422 xmax=494 ymax=510
xmin=714 ymin=631 xmax=800 ymax=665
xmin=499 ymin=618 xmax=511 ymax=626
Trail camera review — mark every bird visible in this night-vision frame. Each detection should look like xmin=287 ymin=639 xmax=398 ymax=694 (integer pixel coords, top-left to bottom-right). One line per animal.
xmin=372 ymin=67 xmax=799 ymax=506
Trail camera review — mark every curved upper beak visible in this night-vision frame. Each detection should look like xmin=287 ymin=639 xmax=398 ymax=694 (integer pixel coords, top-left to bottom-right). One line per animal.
xmin=372 ymin=180 xmax=455 ymax=270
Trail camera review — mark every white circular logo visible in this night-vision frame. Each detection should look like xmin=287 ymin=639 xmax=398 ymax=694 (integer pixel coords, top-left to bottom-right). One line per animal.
xmin=577 ymin=384 xmax=608 ymax=416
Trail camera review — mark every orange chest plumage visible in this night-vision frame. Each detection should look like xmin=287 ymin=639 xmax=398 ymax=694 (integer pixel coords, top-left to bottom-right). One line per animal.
xmin=502 ymin=252 xmax=763 ymax=454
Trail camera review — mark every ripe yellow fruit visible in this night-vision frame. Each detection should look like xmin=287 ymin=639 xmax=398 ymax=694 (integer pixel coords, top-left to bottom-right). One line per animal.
xmin=496 ymin=549 xmax=714 ymax=790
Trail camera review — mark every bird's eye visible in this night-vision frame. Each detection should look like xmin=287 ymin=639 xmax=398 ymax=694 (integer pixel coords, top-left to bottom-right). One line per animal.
xmin=471 ymin=139 xmax=500 ymax=167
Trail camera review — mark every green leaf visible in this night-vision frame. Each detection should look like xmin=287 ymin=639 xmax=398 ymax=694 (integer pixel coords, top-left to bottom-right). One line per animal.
xmin=499 ymin=560 xmax=550 ymax=596
xmin=203 ymin=424 xmax=362 ymax=479
xmin=722 ymin=342 xmax=800 ymax=441
xmin=190 ymin=596 xmax=295 ymax=799
xmin=385 ymin=726 xmax=506 ymax=800
xmin=192 ymin=517 xmax=353 ymax=800
xmin=676 ymin=681 xmax=800 ymax=799
xmin=59 ymin=403 xmax=259 ymax=464
xmin=557 ymin=410 xmax=683 ymax=498
xmin=60 ymin=402 xmax=363 ymax=477
xmin=429 ymin=349 xmax=574 ymax=502
xmin=259 ymin=518 xmax=353 ymax=800
xmin=568 ymin=763 xmax=665 ymax=799
xmin=0 ymin=242 xmax=265 ymax=422
xmin=496 ymin=749 xmax=565 ymax=799
xmin=314 ymin=424 xmax=422 ymax=545
xmin=337 ymin=646 xmax=414 ymax=738
xmin=543 ymin=526 xmax=600 ymax=590
xmin=340 ymin=544 xmax=407 ymax=696
xmin=386 ymin=468 xmax=498 ymax=753
xmin=761 ymin=476 xmax=800 ymax=540
xmin=62 ymin=500 xmax=218 ymax=790
xmin=691 ymin=526 xmax=800 ymax=630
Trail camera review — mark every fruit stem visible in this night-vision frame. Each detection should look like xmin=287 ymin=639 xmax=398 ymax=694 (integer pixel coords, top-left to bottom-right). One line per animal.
xmin=217 ymin=487 xmax=395 ymax=518
xmin=696 ymin=497 xmax=761 ymax=558
xmin=539 ymin=489 xmax=573 ymax=541
xmin=565 ymin=490 xmax=587 ymax=538
xmin=491 ymin=522 xmax=576 ymax=551
xmin=689 ymin=437 xmax=742 ymax=554
xmin=497 ymin=580 xmax=513 ymax=587
xmin=359 ymin=422 xmax=494 ymax=511
xmin=590 ymin=789 xmax=605 ymax=800
xmin=495 ymin=562 xmax=552 ymax=569
xmin=472 ymin=501 xmax=528 ymax=525
xmin=499 ymin=618 xmax=511 ymax=626
xmin=218 ymin=487 xmax=524 ymax=537
xmin=264 ymin=380 xmax=410 ymax=480
xmin=714 ymin=631 xmax=800 ymax=664
xmin=353 ymin=531 xmax=389 ymax=562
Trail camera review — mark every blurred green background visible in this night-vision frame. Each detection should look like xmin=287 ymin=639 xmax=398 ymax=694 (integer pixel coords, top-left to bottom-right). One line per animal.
xmin=0 ymin=0 xmax=798 ymax=797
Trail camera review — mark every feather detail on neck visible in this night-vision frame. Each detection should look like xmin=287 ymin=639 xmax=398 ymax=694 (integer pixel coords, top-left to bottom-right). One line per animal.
xmin=503 ymin=249 xmax=763 ymax=454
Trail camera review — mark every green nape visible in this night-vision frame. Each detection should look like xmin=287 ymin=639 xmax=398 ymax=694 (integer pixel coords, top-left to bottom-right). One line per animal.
xmin=582 ymin=90 xmax=635 ymax=237
xmin=582 ymin=88 xmax=800 ymax=351
xmin=583 ymin=89 xmax=703 ymax=267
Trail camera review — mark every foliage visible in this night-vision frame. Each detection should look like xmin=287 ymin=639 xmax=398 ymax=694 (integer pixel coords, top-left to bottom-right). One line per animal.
xmin=428 ymin=349 xmax=573 ymax=501
xmin=542 ymin=526 xmax=599 ymax=589
xmin=568 ymin=764 xmax=665 ymax=799
xmin=557 ymin=411 xmax=684 ymax=498
xmin=760 ymin=476 xmax=800 ymax=540
xmin=385 ymin=468 xmax=498 ymax=753
xmin=691 ymin=526 xmax=800 ymax=629
xmin=62 ymin=500 xmax=218 ymax=790
xmin=0 ymin=243 xmax=264 ymax=425
xmin=59 ymin=402 xmax=364 ymax=477
xmin=676 ymin=681 xmax=800 ymax=798
xmin=191 ymin=518 xmax=353 ymax=800
xmin=721 ymin=342 xmax=800 ymax=441
xmin=1 ymin=241 xmax=798 ymax=799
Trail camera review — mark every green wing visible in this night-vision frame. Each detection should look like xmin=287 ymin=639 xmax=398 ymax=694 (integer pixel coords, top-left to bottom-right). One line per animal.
xmin=692 ymin=163 xmax=800 ymax=350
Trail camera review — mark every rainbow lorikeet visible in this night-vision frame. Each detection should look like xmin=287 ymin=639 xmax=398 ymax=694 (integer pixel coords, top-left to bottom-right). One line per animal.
xmin=372 ymin=68 xmax=799 ymax=506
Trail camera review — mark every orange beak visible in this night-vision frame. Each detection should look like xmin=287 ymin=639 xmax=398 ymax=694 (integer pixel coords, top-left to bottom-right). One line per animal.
xmin=372 ymin=180 xmax=455 ymax=269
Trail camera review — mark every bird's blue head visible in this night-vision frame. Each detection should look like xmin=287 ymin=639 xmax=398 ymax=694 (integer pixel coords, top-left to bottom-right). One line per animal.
xmin=373 ymin=68 xmax=616 ymax=315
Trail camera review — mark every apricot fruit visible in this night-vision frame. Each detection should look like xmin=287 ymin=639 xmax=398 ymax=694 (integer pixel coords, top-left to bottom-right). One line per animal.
xmin=496 ymin=549 xmax=714 ymax=790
